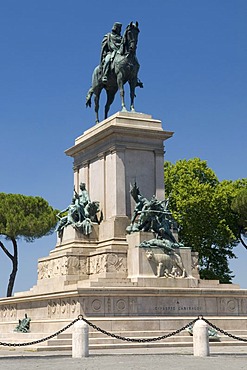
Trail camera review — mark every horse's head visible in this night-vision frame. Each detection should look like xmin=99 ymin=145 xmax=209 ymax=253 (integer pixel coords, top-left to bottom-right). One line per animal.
xmin=123 ymin=21 xmax=139 ymax=55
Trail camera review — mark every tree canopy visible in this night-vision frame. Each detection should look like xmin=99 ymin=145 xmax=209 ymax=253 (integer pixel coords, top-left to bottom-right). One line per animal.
xmin=0 ymin=193 xmax=58 ymax=296
xmin=231 ymin=188 xmax=247 ymax=248
xmin=164 ymin=158 xmax=247 ymax=283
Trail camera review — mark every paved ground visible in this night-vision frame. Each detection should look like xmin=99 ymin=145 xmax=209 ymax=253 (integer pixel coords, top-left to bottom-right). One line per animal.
xmin=0 ymin=346 xmax=247 ymax=370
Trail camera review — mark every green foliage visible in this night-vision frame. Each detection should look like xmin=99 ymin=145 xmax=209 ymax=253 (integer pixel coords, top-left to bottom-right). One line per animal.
xmin=0 ymin=193 xmax=58 ymax=241
xmin=164 ymin=158 xmax=247 ymax=283
xmin=0 ymin=193 xmax=58 ymax=296
xmin=231 ymin=188 xmax=247 ymax=237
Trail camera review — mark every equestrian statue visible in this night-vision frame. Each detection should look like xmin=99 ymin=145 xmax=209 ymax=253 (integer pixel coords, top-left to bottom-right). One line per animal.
xmin=86 ymin=21 xmax=143 ymax=123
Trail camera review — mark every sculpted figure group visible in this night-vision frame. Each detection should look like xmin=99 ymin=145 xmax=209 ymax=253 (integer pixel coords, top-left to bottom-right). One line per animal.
xmin=56 ymin=183 xmax=101 ymax=238
xmin=127 ymin=182 xmax=180 ymax=245
xmin=127 ymin=183 xmax=186 ymax=278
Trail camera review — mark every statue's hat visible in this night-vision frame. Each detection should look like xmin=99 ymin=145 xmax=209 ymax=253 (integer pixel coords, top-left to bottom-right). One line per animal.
xmin=112 ymin=22 xmax=122 ymax=29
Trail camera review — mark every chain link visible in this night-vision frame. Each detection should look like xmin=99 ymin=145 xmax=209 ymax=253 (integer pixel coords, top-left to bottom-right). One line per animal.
xmin=0 ymin=317 xmax=80 ymax=347
xmin=81 ymin=316 xmax=199 ymax=343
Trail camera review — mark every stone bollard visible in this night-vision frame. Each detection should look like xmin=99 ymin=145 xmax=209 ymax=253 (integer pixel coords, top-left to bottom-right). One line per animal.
xmin=193 ymin=318 xmax=210 ymax=357
xmin=72 ymin=319 xmax=89 ymax=358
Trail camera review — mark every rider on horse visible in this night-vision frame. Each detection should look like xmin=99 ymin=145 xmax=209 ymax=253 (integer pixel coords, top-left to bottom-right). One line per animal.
xmin=86 ymin=22 xmax=143 ymax=123
xmin=100 ymin=22 xmax=122 ymax=84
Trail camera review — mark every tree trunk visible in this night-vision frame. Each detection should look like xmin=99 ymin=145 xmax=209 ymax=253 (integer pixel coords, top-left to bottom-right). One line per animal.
xmin=0 ymin=239 xmax=18 ymax=297
xmin=6 ymin=238 xmax=18 ymax=297
xmin=240 ymin=234 xmax=247 ymax=250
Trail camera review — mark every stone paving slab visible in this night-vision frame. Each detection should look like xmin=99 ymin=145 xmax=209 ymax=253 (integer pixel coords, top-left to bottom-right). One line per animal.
xmin=0 ymin=346 xmax=247 ymax=370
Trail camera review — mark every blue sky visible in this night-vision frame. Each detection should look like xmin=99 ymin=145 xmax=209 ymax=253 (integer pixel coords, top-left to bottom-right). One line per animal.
xmin=0 ymin=0 xmax=246 ymax=296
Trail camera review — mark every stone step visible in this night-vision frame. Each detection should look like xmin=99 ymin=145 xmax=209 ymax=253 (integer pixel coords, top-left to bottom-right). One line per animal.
xmin=35 ymin=342 xmax=193 ymax=351
xmin=45 ymin=330 xmax=247 ymax=348
xmin=47 ymin=334 xmax=194 ymax=346
xmin=79 ymin=330 xmax=190 ymax=338
xmin=2 ymin=316 xmax=247 ymax=352
xmin=80 ymin=329 xmax=247 ymax=338
xmin=34 ymin=340 xmax=247 ymax=352
xmin=2 ymin=329 xmax=246 ymax=351
xmin=76 ymin=278 xmax=138 ymax=288
xmin=2 ymin=329 xmax=246 ymax=350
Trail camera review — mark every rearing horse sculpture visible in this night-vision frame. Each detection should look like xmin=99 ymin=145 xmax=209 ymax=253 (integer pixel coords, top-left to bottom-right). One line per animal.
xmin=86 ymin=22 xmax=143 ymax=123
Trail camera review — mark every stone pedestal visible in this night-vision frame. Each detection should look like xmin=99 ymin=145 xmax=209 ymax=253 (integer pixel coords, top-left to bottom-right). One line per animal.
xmin=65 ymin=111 xmax=173 ymax=239
xmin=34 ymin=112 xmax=173 ymax=292
xmin=127 ymin=232 xmax=199 ymax=288
xmin=127 ymin=232 xmax=156 ymax=278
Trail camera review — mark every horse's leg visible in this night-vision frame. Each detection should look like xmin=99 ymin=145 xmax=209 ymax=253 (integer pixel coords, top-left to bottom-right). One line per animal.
xmin=94 ymin=93 xmax=100 ymax=124
xmin=105 ymin=89 xmax=117 ymax=119
xmin=129 ymin=79 xmax=136 ymax=112
xmin=117 ymin=74 xmax=127 ymax=112
xmin=88 ymin=65 xmax=103 ymax=123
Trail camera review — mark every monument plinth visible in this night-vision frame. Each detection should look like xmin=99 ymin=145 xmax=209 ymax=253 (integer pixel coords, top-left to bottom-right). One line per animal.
xmin=65 ymin=111 xmax=173 ymax=227
xmin=32 ymin=111 xmax=231 ymax=293
xmin=32 ymin=112 xmax=174 ymax=293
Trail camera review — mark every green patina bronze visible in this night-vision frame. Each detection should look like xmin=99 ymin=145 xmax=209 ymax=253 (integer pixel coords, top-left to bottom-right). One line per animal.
xmin=187 ymin=324 xmax=220 ymax=341
xmin=14 ymin=313 xmax=31 ymax=333
xmin=127 ymin=182 xmax=183 ymax=247
xmin=56 ymin=183 xmax=101 ymax=238
xmin=127 ymin=183 xmax=188 ymax=278
xmin=86 ymin=21 xmax=143 ymax=123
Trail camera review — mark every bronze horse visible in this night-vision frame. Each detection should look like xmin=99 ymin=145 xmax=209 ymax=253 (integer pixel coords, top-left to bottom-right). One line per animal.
xmin=86 ymin=22 xmax=143 ymax=123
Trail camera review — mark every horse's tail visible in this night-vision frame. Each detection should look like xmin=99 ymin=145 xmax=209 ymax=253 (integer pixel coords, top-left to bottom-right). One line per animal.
xmin=86 ymin=87 xmax=93 ymax=108
xmin=136 ymin=78 xmax=144 ymax=88
xmin=86 ymin=65 xmax=103 ymax=108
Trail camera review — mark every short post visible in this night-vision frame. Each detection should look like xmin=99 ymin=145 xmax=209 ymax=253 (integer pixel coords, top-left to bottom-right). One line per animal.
xmin=193 ymin=318 xmax=210 ymax=357
xmin=72 ymin=319 xmax=89 ymax=358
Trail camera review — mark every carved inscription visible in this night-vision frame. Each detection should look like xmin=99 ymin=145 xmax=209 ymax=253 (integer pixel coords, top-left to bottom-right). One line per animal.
xmin=155 ymin=306 xmax=202 ymax=312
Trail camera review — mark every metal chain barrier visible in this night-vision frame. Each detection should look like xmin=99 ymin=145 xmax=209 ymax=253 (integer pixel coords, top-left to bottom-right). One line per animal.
xmin=80 ymin=315 xmax=199 ymax=343
xmin=1 ymin=315 xmax=247 ymax=347
xmin=0 ymin=315 xmax=198 ymax=347
xmin=0 ymin=317 xmax=80 ymax=347
xmin=202 ymin=317 xmax=247 ymax=343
